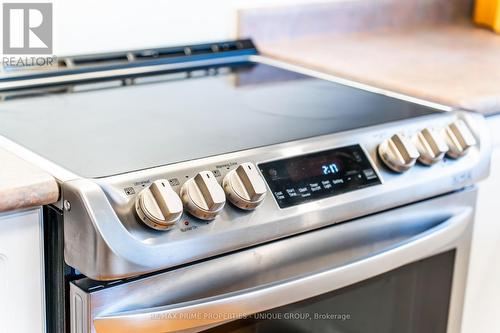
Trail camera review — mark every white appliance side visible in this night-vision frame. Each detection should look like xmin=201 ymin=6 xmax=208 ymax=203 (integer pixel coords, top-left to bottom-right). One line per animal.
xmin=0 ymin=208 xmax=45 ymax=333
xmin=462 ymin=114 xmax=500 ymax=333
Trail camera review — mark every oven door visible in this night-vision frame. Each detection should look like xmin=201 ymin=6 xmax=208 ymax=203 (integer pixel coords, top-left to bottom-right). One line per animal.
xmin=70 ymin=188 xmax=476 ymax=333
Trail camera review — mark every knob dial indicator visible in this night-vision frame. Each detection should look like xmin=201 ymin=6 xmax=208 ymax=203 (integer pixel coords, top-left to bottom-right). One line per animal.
xmin=378 ymin=134 xmax=420 ymax=172
xmin=135 ymin=179 xmax=183 ymax=231
xmin=415 ymin=128 xmax=449 ymax=165
xmin=444 ymin=120 xmax=477 ymax=159
xmin=181 ymin=171 xmax=226 ymax=220
xmin=223 ymin=162 xmax=267 ymax=210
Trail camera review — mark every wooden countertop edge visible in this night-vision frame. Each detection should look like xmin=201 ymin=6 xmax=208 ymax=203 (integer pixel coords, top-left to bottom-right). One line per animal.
xmin=0 ymin=179 xmax=59 ymax=213
xmin=0 ymin=147 xmax=59 ymax=213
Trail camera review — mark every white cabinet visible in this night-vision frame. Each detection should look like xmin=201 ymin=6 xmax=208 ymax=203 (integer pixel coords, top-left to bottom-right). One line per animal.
xmin=0 ymin=208 xmax=45 ymax=333
xmin=462 ymin=115 xmax=500 ymax=333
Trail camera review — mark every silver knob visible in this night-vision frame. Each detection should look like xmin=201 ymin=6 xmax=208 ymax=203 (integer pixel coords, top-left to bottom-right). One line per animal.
xmin=180 ymin=171 xmax=226 ymax=220
xmin=415 ymin=128 xmax=449 ymax=165
xmin=378 ymin=134 xmax=420 ymax=172
xmin=223 ymin=163 xmax=267 ymax=210
xmin=444 ymin=120 xmax=477 ymax=159
xmin=135 ymin=179 xmax=183 ymax=231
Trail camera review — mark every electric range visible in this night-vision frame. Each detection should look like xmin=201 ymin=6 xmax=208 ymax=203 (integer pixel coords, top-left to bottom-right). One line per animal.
xmin=0 ymin=39 xmax=491 ymax=333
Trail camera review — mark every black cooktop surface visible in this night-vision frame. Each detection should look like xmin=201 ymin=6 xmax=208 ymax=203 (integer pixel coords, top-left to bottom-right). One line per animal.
xmin=0 ymin=61 xmax=440 ymax=178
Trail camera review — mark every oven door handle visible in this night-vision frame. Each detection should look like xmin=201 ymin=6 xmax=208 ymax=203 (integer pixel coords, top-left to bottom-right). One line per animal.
xmin=94 ymin=208 xmax=471 ymax=333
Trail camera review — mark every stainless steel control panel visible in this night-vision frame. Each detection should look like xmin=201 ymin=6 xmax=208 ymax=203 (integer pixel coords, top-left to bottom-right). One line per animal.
xmin=61 ymin=110 xmax=490 ymax=280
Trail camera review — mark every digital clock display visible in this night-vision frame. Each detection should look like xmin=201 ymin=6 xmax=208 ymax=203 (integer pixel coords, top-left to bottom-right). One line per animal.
xmin=322 ymin=163 xmax=339 ymax=175
xmin=259 ymin=145 xmax=380 ymax=208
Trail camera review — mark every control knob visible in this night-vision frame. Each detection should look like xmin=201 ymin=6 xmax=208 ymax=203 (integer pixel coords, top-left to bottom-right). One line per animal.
xmin=444 ymin=119 xmax=477 ymax=159
xmin=415 ymin=128 xmax=449 ymax=165
xmin=180 ymin=171 xmax=226 ymax=220
xmin=223 ymin=162 xmax=267 ymax=210
xmin=378 ymin=134 xmax=420 ymax=172
xmin=135 ymin=179 xmax=183 ymax=231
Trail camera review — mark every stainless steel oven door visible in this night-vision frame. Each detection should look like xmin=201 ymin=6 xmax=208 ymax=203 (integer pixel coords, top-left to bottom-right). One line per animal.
xmin=70 ymin=188 xmax=476 ymax=333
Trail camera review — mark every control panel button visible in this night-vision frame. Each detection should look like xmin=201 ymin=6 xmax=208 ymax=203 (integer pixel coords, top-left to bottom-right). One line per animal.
xmin=378 ymin=134 xmax=420 ymax=172
xmin=444 ymin=119 xmax=477 ymax=159
xmin=223 ymin=162 xmax=267 ymax=210
xmin=180 ymin=171 xmax=226 ymax=220
xmin=415 ymin=128 xmax=449 ymax=165
xmin=135 ymin=179 xmax=183 ymax=231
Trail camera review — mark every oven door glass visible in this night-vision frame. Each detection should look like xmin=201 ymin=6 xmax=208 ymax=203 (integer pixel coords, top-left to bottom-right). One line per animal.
xmin=206 ymin=250 xmax=455 ymax=333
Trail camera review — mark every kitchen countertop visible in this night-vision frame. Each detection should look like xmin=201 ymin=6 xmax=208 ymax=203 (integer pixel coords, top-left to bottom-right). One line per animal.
xmin=0 ymin=147 xmax=58 ymax=213
xmin=256 ymin=23 xmax=500 ymax=115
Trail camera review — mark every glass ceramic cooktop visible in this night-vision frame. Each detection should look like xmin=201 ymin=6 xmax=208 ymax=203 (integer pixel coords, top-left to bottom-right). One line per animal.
xmin=0 ymin=62 xmax=439 ymax=178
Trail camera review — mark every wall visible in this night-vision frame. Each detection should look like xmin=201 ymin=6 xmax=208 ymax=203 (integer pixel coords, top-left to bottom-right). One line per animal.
xmin=0 ymin=0 xmax=474 ymax=56
xmin=47 ymin=0 xmax=335 ymax=56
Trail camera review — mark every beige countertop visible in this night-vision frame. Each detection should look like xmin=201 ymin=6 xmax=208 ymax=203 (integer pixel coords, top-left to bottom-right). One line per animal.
xmin=257 ymin=23 xmax=500 ymax=115
xmin=0 ymin=147 xmax=58 ymax=213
